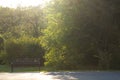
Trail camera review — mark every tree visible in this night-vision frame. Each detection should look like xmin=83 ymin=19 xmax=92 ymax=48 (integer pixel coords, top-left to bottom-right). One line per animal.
xmin=0 ymin=6 xmax=46 ymax=39
xmin=0 ymin=6 xmax=46 ymax=65
xmin=0 ymin=36 xmax=4 ymax=51
xmin=22 ymin=6 xmax=46 ymax=37
xmin=0 ymin=36 xmax=4 ymax=64
xmin=41 ymin=0 xmax=120 ymax=70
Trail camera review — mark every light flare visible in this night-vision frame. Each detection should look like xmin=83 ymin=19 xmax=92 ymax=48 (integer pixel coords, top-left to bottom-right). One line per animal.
xmin=0 ymin=0 xmax=51 ymax=8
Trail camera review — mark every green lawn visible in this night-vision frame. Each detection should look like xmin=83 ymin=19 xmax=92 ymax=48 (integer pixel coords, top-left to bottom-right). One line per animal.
xmin=1 ymin=65 xmax=119 ymax=72
xmin=0 ymin=65 xmax=11 ymax=72
xmin=0 ymin=65 xmax=41 ymax=72
xmin=0 ymin=65 xmax=58 ymax=72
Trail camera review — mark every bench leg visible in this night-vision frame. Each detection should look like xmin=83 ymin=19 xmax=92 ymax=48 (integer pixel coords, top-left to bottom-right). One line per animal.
xmin=38 ymin=66 xmax=40 ymax=71
xmin=38 ymin=64 xmax=40 ymax=71
xmin=11 ymin=65 xmax=13 ymax=72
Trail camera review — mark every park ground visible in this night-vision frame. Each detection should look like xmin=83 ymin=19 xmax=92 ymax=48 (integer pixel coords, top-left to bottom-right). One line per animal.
xmin=0 ymin=65 xmax=120 ymax=80
xmin=0 ymin=71 xmax=120 ymax=80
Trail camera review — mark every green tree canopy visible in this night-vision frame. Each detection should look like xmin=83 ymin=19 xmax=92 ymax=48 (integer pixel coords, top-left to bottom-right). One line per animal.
xmin=41 ymin=0 xmax=120 ymax=70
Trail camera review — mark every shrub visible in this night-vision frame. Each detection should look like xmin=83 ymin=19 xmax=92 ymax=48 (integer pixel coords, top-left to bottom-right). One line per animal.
xmin=5 ymin=36 xmax=44 ymax=65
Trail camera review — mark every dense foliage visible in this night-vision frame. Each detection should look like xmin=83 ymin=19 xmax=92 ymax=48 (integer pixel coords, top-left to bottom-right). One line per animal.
xmin=41 ymin=0 xmax=120 ymax=70
xmin=0 ymin=6 xmax=45 ymax=65
xmin=5 ymin=37 xmax=44 ymax=65
xmin=0 ymin=0 xmax=120 ymax=70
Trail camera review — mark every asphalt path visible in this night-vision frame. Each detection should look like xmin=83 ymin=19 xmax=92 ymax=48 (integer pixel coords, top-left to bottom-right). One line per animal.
xmin=0 ymin=71 xmax=120 ymax=80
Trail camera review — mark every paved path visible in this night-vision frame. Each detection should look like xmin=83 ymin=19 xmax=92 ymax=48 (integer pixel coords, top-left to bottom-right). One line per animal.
xmin=0 ymin=72 xmax=120 ymax=80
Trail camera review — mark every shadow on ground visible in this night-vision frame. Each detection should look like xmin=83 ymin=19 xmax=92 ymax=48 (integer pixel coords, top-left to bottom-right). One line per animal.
xmin=0 ymin=71 xmax=120 ymax=80
xmin=44 ymin=71 xmax=120 ymax=80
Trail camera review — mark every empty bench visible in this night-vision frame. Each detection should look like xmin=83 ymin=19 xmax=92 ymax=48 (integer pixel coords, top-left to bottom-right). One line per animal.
xmin=11 ymin=58 xmax=41 ymax=72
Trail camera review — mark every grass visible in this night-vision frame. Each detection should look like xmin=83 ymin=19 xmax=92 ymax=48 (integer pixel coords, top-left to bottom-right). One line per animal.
xmin=0 ymin=65 xmax=76 ymax=72
xmin=0 ymin=65 xmax=11 ymax=72
xmin=0 ymin=65 xmax=59 ymax=72
xmin=1 ymin=65 xmax=119 ymax=72
xmin=0 ymin=65 xmax=41 ymax=72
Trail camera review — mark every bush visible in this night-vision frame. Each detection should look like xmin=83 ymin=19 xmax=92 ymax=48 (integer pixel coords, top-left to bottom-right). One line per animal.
xmin=5 ymin=36 xmax=44 ymax=65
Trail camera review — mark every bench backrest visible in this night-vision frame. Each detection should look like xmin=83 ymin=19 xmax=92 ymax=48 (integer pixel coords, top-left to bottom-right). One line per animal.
xmin=10 ymin=58 xmax=41 ymax=72
xmin=11 ymin=58 xmax=40 ymax=64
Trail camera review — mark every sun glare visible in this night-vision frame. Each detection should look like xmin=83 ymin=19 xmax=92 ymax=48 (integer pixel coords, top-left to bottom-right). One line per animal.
xmin=0 ymin=0 xmax=51 ymax=8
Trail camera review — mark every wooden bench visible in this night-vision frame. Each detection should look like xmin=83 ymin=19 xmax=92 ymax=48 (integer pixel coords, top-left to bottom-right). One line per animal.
xmin=10 ymin=58 xmax=41 ymax=72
